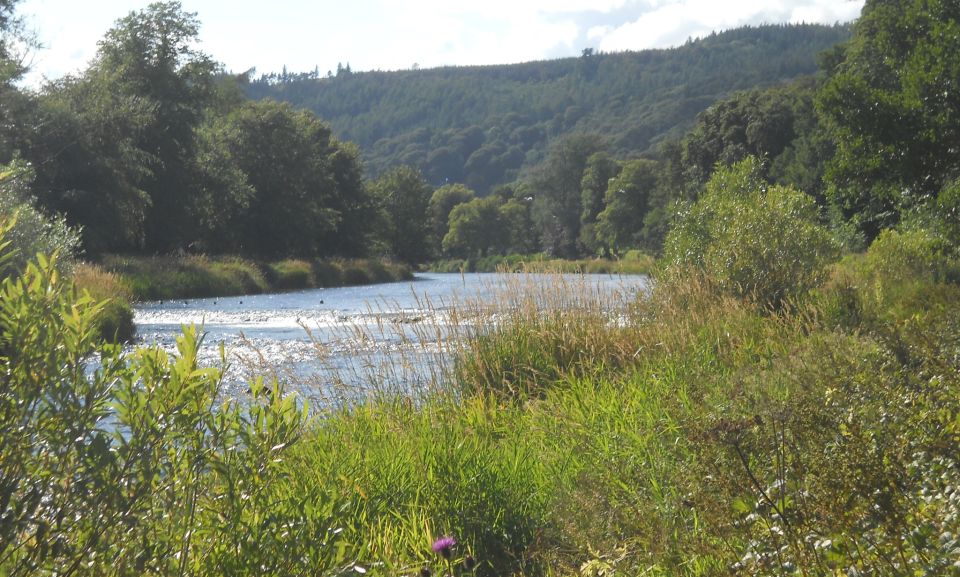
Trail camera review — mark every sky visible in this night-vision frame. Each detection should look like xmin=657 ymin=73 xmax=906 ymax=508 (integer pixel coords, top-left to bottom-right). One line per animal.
xmin=16 ymin=0 xmax=865 ymax=87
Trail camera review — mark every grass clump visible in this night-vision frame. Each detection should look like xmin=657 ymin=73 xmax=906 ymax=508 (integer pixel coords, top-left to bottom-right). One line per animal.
xmin=103 ymin=254 xmax=269 ymax=300
xmin=267 ymin=258 xmax=314 ymax=289
xmin=289 ymin=395 xmax=550 ymax=577
xmin=312 ymin=258 xmax=413 ymax=287
xmin=71 ymin=263 xmax=135 ymax=342
xmin=432 ymin=253 xmax=654 ymax=275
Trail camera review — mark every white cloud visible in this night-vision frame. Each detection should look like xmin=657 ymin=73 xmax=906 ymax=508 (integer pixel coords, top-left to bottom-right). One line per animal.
xmin=597 ymin=0 xmax=864 ymax=53
xmin=15 ymin=0 xmax=865 ymax=88
xmin=588 ymin=25 xmax=613 ymax=41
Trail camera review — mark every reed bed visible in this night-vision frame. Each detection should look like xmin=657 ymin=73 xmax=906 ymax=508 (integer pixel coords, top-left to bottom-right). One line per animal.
xmin=264 ymin=247 xmax=960 ymax=576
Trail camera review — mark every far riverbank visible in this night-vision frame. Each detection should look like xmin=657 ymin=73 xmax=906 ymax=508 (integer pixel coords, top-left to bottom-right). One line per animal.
xmin=73 ymin=255 xmax=413 ymax=343
xmin=429 ymin=251 xmax=654 ymax=275
xmin=97 ymin=254 xmax=414 ymax=302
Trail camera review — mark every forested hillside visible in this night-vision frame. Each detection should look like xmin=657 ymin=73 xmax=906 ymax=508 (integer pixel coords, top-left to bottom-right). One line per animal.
xmin=245 ymin=24 xmax=850 ymax=192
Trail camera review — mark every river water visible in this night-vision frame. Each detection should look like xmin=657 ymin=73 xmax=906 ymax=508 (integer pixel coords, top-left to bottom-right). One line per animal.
xmin=134 ymin=272 xmax=648 ymax=406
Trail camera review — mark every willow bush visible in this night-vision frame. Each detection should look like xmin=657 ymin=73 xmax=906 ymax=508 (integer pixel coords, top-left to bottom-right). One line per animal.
xmin=0 ymin=222 xmax=360 ymax=576
xmin=661 ymin=157 xmax=839 ymax=307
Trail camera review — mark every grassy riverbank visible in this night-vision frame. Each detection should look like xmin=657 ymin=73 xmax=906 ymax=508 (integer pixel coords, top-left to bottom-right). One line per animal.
xmin=68 ymin=255 xmax=412 ymax=342
xmin=10 ymin=161 xmax=958 ymax=576
xmin=285 ymin=229 xmax=960 ymax=576
xmin=6 ymin=221 xmax=960 ymax=576
xmin=430 ymin=251 xmax=654 ymax=275
xmin=6 ymin=158 xmax=952 ymax=577
xmin=93 ymin=254 xmax=413 ymax=301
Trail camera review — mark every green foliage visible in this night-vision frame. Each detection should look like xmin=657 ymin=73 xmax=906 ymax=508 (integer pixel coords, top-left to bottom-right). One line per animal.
xmin=267 ymin=258 xmax=314 ymax=290
xmin=102 ymin=254 xmax=269 ymax=300
xmin=442 ymin=196 xmax=504 ymax=258
xmin=23 ymin=73 xmax=155 ymax=253
xmin=101 ymin=254 xmax=413 ymax=301
xmin=430 ymin=254 xmax=653 ymax=274
xmin=371 ymin=166 xmax=433 ymax=264
xmin=0 ymin=0 xmax=25 ymax=85
xmin=71 ymin=263 xmax=135 ymax=343
xmin=662 ymin=157 xmax=840 ymax=306
xmin=0 ymin=230 xmax=359 ymax=576
xmin=95 ymin=2 xmax=218 ymax=252
xmin=294 ymin=397 xmax=550 ymax=577
xmin=454 ymin=309 xmax=631 ymax=402
xmin=578 ymin=151 xmax=620 ymax=253
xmin=864 ymin=228 xmax=955 ymax=286
xmin=435 ymin=240 xmax=960 ymax=575
xmin=818 ymin=0 xmax=960 ymax=239
xmin=428 ymin=183 xmax=475 ymax=253
xmin=0 ymin=159 xmax=81 ymax=277
xmin=211 ymin=99 xmax=372 ymax=258
xmin=246 ymin=25 xmax=851 ymax=194
xmin=936 ymin=177 xmax=960 ymax=248
xmin=595 ymin=159 xmax=658 ymax=255
xmin=20 ymin=3 xmax=373 ymax=261
xmin=531 ymin=134 xmax=607 ymax=257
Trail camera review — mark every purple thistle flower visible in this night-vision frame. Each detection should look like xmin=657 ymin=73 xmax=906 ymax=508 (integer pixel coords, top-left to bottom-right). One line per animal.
xmin=431 ymin=536 xmax=457 ymax=559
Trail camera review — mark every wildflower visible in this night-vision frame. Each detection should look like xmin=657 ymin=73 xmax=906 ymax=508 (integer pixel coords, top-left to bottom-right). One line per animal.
xmin=431 ymin=536 xmax=457 ymax=559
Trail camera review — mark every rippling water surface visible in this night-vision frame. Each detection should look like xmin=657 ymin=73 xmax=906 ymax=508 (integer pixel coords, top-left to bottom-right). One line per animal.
xmin=134 ymin=272 xmax=648 ymax=405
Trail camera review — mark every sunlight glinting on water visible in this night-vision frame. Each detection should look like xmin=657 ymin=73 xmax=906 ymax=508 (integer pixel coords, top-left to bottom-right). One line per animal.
xmin=132 ymin=272 xmax=649 ymax=406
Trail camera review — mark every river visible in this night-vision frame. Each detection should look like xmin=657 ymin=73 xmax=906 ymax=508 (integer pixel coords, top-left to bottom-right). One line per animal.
xmin=134 ymin=272 xmax=648 ymax=406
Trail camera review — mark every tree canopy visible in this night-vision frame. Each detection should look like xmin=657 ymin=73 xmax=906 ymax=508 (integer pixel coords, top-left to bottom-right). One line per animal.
xmin=246 ymin=24 xmax=851 ymax=195
xmin=818 ymin=0 xmax=960 ymax=238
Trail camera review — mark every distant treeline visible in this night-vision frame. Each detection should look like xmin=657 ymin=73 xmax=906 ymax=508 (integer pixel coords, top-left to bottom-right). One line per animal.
xmin=0 ymin=10 xmax=854 ymax=267
xmin=245 ymin=24 xmax=851 ymax=193
xmin=5 ymin=2 xmax=950 ymax=272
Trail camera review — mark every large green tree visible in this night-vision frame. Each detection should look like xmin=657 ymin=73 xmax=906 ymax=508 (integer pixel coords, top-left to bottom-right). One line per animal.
xmin=213 ymin=99 xmax=366 ymax=258
xmin=92 ymin=1 xmax=218 ymax=251
xmin=818 ymin=0 xmax=960 ymax=238
xmin=371 ymin=166 xmax=433 ymax=264
xmin=530 ymin=133 xmax=606 ymax=257
xmin=595 ymin=159 xmax=659 ymax=255
xmin=442 ymin=196 xmax=504 ymax=258
xmin=428 ymin=183 xmax=475 ymax=255
xmin=578 ymin=151 xmax=620 ymax=254
xmin=22 ymin=77 xmax=155 ymax=253
xmin=0 ymin=0 xmax=24 ymax=87
xmin=0 ymin=0 xmax=30 ymax=161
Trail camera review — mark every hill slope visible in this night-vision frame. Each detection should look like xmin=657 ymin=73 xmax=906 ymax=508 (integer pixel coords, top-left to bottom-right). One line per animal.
xmin=244 ymin=24 xmax=851 ymax=193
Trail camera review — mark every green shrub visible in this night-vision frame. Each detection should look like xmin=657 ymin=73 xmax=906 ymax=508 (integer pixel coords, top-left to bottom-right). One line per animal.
xmin=72 ymin=263 xmax=136 ymax=342
xmin=661 ymin=157 xmax=840 ymax=307
xmin=938 ymin=178 xmax=960 ymax=248
xmin=101 ymin=255 xmax=269 ymax=300
xmin=431 ymin=258 xmax=471 ymax=273
xmin=0 ymin=159 xmax=81 ymax=278
xmin=864 ymin=228 xmax=954 ymax=285
xmin=0 ymin=229 xmax=359 ymax=576
xmin=341 ymin=263 xmax=372 ymax=285
xmin=268 ymin=258 xmax=314 ymax=290
xmin=310 ymin=260 xmax=343 ymax=286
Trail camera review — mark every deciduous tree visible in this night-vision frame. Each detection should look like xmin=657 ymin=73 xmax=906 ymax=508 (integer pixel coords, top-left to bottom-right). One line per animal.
xmin=818 ymin=0 xmax=960 ymax=239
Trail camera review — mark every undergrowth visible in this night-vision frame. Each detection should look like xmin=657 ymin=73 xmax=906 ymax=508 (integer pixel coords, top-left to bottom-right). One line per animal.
xmin=4 ymin=165 xmax=959 ymax=576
